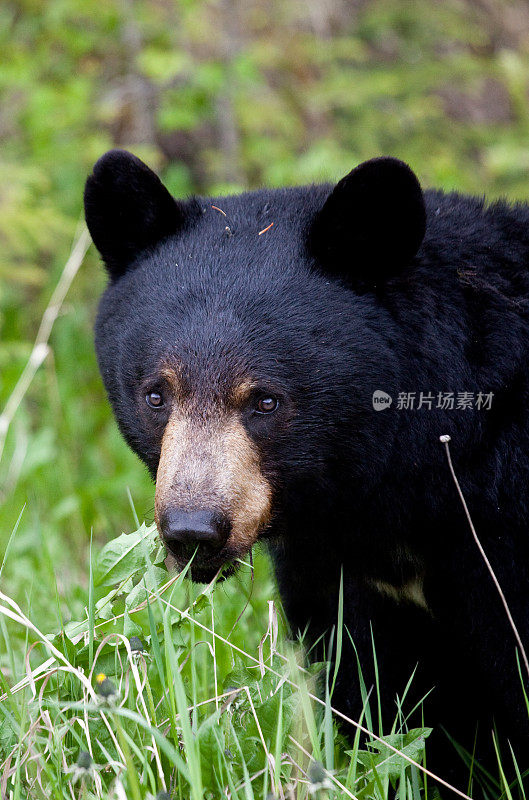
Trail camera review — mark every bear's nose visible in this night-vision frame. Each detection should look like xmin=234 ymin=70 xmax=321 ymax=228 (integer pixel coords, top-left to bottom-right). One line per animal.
xmin=160 ymin=509 xmax=230 ymax=560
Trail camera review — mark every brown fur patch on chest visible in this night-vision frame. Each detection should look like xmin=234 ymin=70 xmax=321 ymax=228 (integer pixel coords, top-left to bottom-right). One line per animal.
xmin=369 ymin=576 xmax=430 ymax=612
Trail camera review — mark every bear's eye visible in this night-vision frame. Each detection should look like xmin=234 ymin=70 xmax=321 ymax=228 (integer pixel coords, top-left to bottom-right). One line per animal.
xmin=255 ymin=395 xmax=278 ymax=414
xmin=145 ymin=391 xmax=164 ymax=409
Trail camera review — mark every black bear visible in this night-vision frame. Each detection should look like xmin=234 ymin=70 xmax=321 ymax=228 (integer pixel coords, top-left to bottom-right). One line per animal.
xmin=85 ymin=150 xmax=529 ymax=796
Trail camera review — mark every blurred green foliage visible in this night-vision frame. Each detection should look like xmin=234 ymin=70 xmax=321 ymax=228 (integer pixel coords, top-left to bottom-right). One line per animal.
xmin=2 ymin=0 xmax=529 ymax=629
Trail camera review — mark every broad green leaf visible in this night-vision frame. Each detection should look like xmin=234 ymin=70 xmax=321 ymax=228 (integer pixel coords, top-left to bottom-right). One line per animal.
xmin=94 ymin=524 xmax=157 ymax=587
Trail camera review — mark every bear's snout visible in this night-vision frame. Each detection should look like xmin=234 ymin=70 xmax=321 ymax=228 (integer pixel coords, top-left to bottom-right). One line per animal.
xmin=154 ymin=404 xmax=273 ymax=574
xmin=159 ymin=507 xmax=230 ymax=562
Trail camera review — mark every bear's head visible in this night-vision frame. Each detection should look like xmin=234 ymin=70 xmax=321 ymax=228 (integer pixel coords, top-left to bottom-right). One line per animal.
xmin=85 ymin=151 xmax=426 ymax=581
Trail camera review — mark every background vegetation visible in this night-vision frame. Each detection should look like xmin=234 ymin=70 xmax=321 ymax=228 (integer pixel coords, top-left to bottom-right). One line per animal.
xmin=2 ymin=1 xmax=529 ymax=797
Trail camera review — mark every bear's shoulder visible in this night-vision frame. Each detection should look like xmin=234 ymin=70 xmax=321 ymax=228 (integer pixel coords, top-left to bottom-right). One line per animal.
xmin=422 ymin=188 xmax=529 ymax=270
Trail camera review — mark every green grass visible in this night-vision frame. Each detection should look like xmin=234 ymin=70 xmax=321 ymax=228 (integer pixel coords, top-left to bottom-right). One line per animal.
xmin=0 ymin=519 xmax=437 ymax=799
xmin=2 ymin=512 xmax=527 ymax=799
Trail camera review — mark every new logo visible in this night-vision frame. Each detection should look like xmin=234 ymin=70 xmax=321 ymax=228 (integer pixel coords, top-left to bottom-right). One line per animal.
xmin=372 ymin=390 xmax=393 ymax=411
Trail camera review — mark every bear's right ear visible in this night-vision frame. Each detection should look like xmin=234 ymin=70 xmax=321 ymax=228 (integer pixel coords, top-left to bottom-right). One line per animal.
xmin=84 ymin=149 xmax=192 ymax=280
xmin=309 ymin=157 xmax=426 ymax=289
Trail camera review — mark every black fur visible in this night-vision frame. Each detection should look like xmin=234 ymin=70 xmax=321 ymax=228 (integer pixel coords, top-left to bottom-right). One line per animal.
xmin=86 ymin=150 xmax=529 ymax=796
xmin=309 ymin=156 xmax=427 ymax=286
xmin=84 ymin=149 xmax=200 ymax=279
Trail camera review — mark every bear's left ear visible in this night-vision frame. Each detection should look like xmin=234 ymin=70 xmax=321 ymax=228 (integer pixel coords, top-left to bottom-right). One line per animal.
xmin=309 ymin=157 xmax=426 ymax=288
xmin=84 ymin=149 xmax=194 ymax=280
